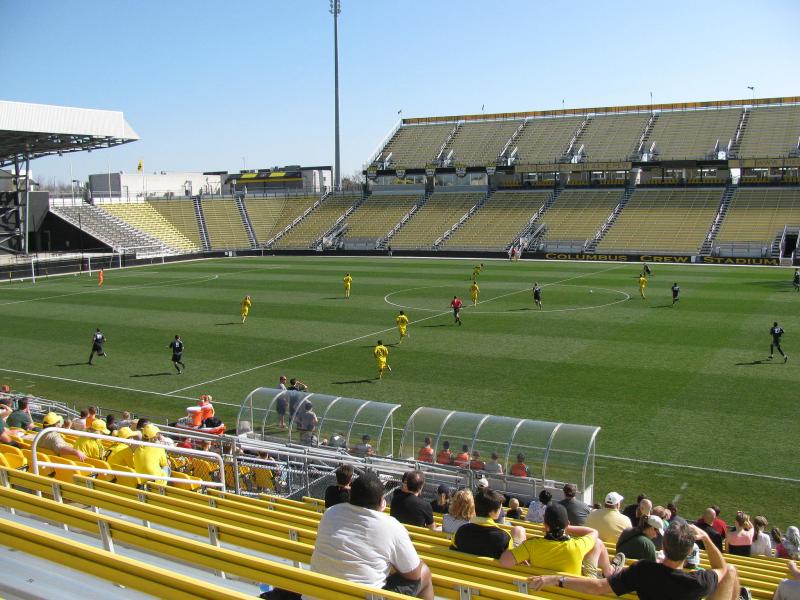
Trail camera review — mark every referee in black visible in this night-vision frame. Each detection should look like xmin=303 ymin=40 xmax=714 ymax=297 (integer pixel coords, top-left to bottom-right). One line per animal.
xmin=768 ymin=322 xmax=788 ymax=363
xmin=169 ymin=334 xmax=186 ymax=374
xmin=88 ymin=328 xmax=107 ymax=365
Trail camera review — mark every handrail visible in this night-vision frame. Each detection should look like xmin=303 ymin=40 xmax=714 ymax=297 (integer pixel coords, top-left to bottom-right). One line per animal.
xmin=30 ymin=427 xmax=225 ymax=489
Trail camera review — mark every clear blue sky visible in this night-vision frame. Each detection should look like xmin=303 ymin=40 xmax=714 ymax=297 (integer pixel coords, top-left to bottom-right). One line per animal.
xmin=3 ymin=0 xmax=799 ymax=184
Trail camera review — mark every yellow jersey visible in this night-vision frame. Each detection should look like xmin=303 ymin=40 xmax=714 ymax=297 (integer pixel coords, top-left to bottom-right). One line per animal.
xmin=373 ymin=344 xmax=389 ymax=361
xmin=133 ymin=445 xmax=168 ymax=485
xmin=343 ymin=275 xmax=353 ymax=287
xmin=74 ymin=436 xmax=105 ymax=460
xmin=470 ymin=283 xmax=479 ymax=295
xmin=639 ymin=276 xmax=648 ymax=288
xmin=241 ymin=297 xmax=252 ymax=310
xmin=396 ymin=314 xmax=409 ymax=329
xmin=107 ymin=443 xmax=135 ymax=469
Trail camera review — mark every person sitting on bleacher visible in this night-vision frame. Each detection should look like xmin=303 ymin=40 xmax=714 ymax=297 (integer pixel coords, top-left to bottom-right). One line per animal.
xmin=528 ymin=521 xmax=742 ymax=600
xmin=74 ymin=419 xmax=110 ymax=459
xmin=507 ymin=497 xmax=522 ymax=520
xmin=390 ymin=470 xmax=439 ymax=532
xmin=510 ymin=453 xmax=529 ymax=477
xmin=616 ymin=515 xmax=665 ymax=562
xmin=430 ymin=484 xmax=450 ymax=514
xmin=451 ymin=488 xmax=526 ymax=559
xmin=695 ymin=508 xmax=725 ymax=552
xmin=527 ymin=489 xmax=552 ymax=524
xmin=351 ymin=434 xmax=374 ymax=458
xmin=39 ymin=412 xmax=86 ymax=461
xmin=307 ymin=471 xmax=434 ymax=600
xmin=0 ymin=406 xmax=14 ymax=445
xmin=417 ymin=437 xmax=434 ymax=463
xmin=483 ymin=451 xmax=503 ymax=474
xmin=71 ymin=409 xmax=89 ymax=431
xmin=500 ymin=503 xmax=625 ymax=578
xmin=435 ymin=440 xmax=451 ymax=465
xmin=452 ymin=445 xmax=470 ymax=468
xmin=469 ymin=450 xmax=485 ymax=471
xmin=559 ymin=482 xmax=592 ymax=525
xmin=585 ymin=491 xmax=633 ymax=544
xmin=6 ymin=397 xmax=34 ymax=430
xmin=324 ymin=464 xmax=353 ymax=509
xmin=133 ymin=424 xmax=168 ymax=487
xmin=106 ymin=427 xmax=135 ymax=470
xmin=775 ymin=560 xmax=800 ymax=600
xmin=442 ymin=489 xmax=475 ymax=534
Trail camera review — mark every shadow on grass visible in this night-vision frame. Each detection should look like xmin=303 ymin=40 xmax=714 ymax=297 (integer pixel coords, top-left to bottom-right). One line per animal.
xmin=56 ymin=362 xmax=91 ymax=367
xmin=331 ymin=378 xmax=375 ymax=385
xmin=735 ymin=359 xmax=771 ymax=366
xmin=507 ymin=307 xmax=532 ymax=311
xmin=649 ymin=304 xmax=674 ymax=309
xmin=130 ymin=372 xmax=173 ymax=378
xmin=422 ymin=323 xmax=449 ymax=328
xmin=215 ymin=322 xmax=241 ymax=326
xmin=323 ymin=297 xmax=346 ymax=300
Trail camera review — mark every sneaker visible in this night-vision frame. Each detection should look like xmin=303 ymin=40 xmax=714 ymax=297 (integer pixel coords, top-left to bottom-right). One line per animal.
xmin=785 ymin=355 xmax=789 ymax=363
xmin=387 ymin=365 xmax=392 ymax=372
xmin=767 ymin=355 xmax=773 ymax=360
xmin=611 ymin=552 xmax=626 ymax=571
xmin=739 ymin=587 xmax=752 ymax=600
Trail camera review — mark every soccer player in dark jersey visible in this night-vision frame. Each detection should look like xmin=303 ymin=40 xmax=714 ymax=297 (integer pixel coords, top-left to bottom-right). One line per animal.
xmin=671 ymin=282 xmax=680 ymax=306
xmin=169 ymin=334 xmax=186 ymax=374
xmin=532 ymin=282 xmax=543 ymax=310
xmin=643 ymin=263 xmax=652 ymax=277
xmin=768 ymin=321 xmax=788 ymax=363
xmin=450 ymin=296 xmax=463 ymax=325
xmin=88 ymin=328 xmax=107 ymax=365
xmin=793 ymin=270 xmax=799 ymax=292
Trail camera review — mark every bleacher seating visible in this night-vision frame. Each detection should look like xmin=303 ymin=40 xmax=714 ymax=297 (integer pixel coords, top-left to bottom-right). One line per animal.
xmin=716 ymin=187 xmax=800 ymax=245
xmin=377 ymin=123 xmax=454 ymax=168
xmin=649 ymin=109 xmax=742 ymax=160
xmin=247 ymin=194 xmax=321 ymax=245
xmin=442 ymin=190 xmax=551 ymax=250
xmin=738 ymin=105 xmax=800 ymax=158
xmin=50 ymin=204 xmax=168 ymax=252
xmin=540 ymin=189 xmax=625 ymax=242
xmin=340 ymin=193 xmax=422 ymax=244
xmin=273 ymin=194 xmax=359 ymax=249
xmin=201 ymin=199 xmax=251 ymax=249
xmin=513 ymin=117 xmax=582 ymax=164
xmin=578 ymin=114 xmax=650 ymax=161
xmin=446 ymin=121 xmax=521 ymax=166
xmin=149 ymin=199 xmax=203 ymax=247
xmin=101 ymin=202 xmax=199 ymax=252
xmin=596 ymin=188 xmax=723 ymax=253
xmin=390 ymin=192 xmax=484 ymax=249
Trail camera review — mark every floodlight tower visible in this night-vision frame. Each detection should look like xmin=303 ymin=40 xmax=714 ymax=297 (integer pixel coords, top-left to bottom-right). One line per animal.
xmin=331 ymin=0 xmax=342 ymax=192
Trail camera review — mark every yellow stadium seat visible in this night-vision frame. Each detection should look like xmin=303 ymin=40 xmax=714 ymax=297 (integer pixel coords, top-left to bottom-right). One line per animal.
xmin=0 ymin=443 xmax=26 ymax=469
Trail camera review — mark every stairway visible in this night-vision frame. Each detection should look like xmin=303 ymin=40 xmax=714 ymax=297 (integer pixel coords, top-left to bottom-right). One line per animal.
xmin=700 ymin=184 xmax=735 ymax=255
xmin=434 ymin=189 xmax=492 ymax=248
xmin=235 ymin=196 xmax=258 ymax=249
xmin=728 ymin=109 xmax=750 ymax=158
xmin=381 ymin=190 xmax=432 ymax=248
xmin=312 ymin=192 xmax=368 ymax=249
xmin=565 ymin=117 xmax=592 ymax=162
xmin=632 ymin=113 xmax=659 ymax=160
xmin=507 ymin=186 xmax=562 ymax=251
xmin=585 ymin=186 xmax=635 ymax=252
xmin=436 ymin=123 xmax=461 ymax=167
xmin=193 ymin=196 xmax=210 ymax=251
xmin=499 ymin=119 xmax=528 ymax=165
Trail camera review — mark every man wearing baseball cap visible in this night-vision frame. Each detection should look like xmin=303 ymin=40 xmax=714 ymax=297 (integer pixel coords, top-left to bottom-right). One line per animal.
xmin=586 ymin=491 xmax=633 ymax=544
xmin=132 ymin=424 xmax=169 ymax=487
xmin=39 ymin=412 xmax=86 ymax=462
xmin=616 ymin=514 xmax=666 ymax=561
xmin=74 ymin=418 xmax=111 ymax=460
xmin=107 ymin=427 xmax=136 ymax=472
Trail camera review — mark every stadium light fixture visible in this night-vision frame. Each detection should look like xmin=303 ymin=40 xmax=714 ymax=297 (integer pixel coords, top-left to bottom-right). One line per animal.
xmin=330 ymin=0 xmax=342 ymax=192
xmin=747 ymin=86 xmax=755 ymax=102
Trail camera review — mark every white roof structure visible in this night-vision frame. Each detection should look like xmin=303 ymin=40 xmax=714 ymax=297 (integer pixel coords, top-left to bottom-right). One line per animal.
xmin=0 ymin=101 xmax=139 ymax=168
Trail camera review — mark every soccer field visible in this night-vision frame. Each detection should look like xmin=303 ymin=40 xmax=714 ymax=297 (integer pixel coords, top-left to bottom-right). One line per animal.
xmin=1 ymin=255 xmax=798 ymax=525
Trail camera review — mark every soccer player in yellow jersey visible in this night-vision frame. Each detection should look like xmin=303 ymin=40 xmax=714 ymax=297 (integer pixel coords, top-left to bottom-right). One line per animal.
xmin=638 ymin=274 xmax=648 ymax=299
xmin=396 ymin=310 xmax=410 ymax=344
xmin=472 ymin=263 xmax=484 ymax=279
xmin=470 ymin=280 xmax=480 ymax=306
xmin=373 ymin=339 xmax=391 ymax=379
xmin=240 ymin=295 xmax=252 ymax=323
xmin=343 ymin=273 xmax=353 ymax=299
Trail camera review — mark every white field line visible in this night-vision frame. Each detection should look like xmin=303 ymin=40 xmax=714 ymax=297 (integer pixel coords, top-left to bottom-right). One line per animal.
xmin=169 ymin=264 xmax=627 ymax=394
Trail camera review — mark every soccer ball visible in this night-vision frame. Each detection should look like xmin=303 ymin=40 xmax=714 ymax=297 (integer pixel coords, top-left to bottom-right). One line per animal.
xmin=589 ymin=289 xmax=593 ymax=294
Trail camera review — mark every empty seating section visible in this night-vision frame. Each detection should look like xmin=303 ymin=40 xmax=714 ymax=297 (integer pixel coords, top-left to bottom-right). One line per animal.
xmin=540 ymin=190 xmax=624 ymax=241
xmin=378 ymin=123 xmax=453 ymax=167
xmin=255 ymin=195 xmax=322 ymax=244
xmin=738 ymin=105 xmax=800 ymax=158
xmin=597 ymin=188 xmax=722 ymax=253
xmin=102 ymin=202 xmax=199 ymax=252
xmin=150 ymin=199 xmax=202 ymax=247
xmin=442 ymin=191 xmax=550 ymax=250
xmin=274 ymin=194 xmax=359 ymax=249
xmin=717 ymin=187 xmax=800 ymax=244
xmin=201 ymin=199 xmax=250 ymax=249
xmin=51 ymin=204 xmax=165 ymax=252
xmin=649 ymin=109 xmax=742 ymax=159
xmin=342 ymin=194 xmax=422 ymax=242
xmin=245 ymin=197 xmax=292 ymax=244
xmin=446 ymin=120 xmax=520 ymax=166
xmin=513 ymin=117 xmax=581 ymax=163
xmin=578 ymin=114 xmax=649 ymax=161
xmin=391 ymin=192 xmax=483 ymax=249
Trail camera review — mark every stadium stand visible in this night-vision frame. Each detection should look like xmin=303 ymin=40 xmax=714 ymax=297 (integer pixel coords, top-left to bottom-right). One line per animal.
xmin=247 ymin=194 xmax=321 ymax=245
xmin=340 ymin=193 xmax=423 ymax=246
xmin=273 ymin=193 xmax=359 ymax=249
xmin=648 ymin=109 xmax=742 ymax=160
xmin=445 ymin=121 xmax=521 ymax=166
xmin=376 ymin=123 xmax=454 ymax=168
xmin=200 ymin=198 xmax=251 ymax=249
xmin=716 ymin=187 xmax=800 ymax=247
xmin=539 ymin=189 xmax=625 ymax=246
xmin=149 ymin=199 xmax=203 ymax=248
xmin=50 ymin=204 xmax=168 ymax=253
xmin=737 ymin=105 xmax=800 ymax=158
xmin=575 ymin=114 xmax=650 ymax=161
xmin=390 ymin=191 xmax=484 ymax=250
xmin=513 ymin=117 xmax=582 ymax=163
xmin=101 ymin=202 xmax=200 ymax=252
xmin=441 ymin=190 xmax=551 ymax=251
xmin=596 ymin=188 xmax=723 ymax=254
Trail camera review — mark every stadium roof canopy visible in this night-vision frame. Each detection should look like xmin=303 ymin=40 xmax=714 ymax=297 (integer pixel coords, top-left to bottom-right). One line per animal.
xmin=0 ymin=100 xmax=139 ymax=169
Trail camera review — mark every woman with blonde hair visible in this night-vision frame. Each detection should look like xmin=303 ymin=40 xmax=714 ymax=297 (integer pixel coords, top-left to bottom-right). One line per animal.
xmin=443 ymin=488 xmax=475 ymax=534
xmin=751 ymin=516 xmax=772 ymax=556
xmin=726 ymin=511 xmax=754 ymax=556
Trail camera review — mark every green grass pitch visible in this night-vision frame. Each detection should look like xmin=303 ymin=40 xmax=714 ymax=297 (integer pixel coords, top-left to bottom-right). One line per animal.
xmin=1 ymin=255 xmax=798 ymax=526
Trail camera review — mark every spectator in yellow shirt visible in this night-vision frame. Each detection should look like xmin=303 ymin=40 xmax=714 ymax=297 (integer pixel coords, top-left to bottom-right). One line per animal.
xmin=74 ymin=418 xmax=110 ymax=459
xmin=133 ymin=424 xmax=169 ymax=486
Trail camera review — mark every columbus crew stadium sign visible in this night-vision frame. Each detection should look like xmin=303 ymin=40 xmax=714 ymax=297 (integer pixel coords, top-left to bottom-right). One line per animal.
xmin=535 ymin=252 xmax=781 ymax=266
